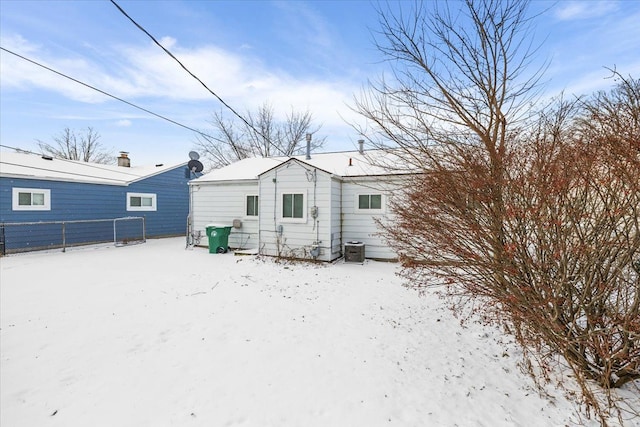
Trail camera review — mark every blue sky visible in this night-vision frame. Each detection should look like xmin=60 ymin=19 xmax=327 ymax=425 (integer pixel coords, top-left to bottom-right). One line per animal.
xmin=1 ymin=0 xmax=639 ymax=165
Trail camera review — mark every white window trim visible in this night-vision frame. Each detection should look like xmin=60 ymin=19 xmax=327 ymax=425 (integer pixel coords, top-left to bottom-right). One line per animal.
xmin=126 ymin=192 xmax=157 ymax=211
xmin=244 ymin=194 xmax=259 ymax=220
xmin=12 ymin=187 xmax=51 ymax=211
xmin=279 ymin=191 xmax=307 ymax=223
xmin=354 ymin=193 xmax=385 ymax=214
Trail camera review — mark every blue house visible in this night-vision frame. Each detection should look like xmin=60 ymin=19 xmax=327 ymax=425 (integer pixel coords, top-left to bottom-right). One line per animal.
xmin=0 ymin=151 xmax=195 ymax=253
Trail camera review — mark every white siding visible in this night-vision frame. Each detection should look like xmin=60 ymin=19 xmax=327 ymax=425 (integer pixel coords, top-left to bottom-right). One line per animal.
xmin=190 ymin=158 xmax=408 ymax=261
xmin=190 ymin=181 xmax=260 ymax=250
xmin=341 ymin=177 xmax=400 ymax=260
xmin=258 ymin=161 xmax=337 ymax=261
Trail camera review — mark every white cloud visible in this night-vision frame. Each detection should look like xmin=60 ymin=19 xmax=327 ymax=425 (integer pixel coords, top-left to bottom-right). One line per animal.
xmin=1 ymin=30 xmax=370 ymax=146
xmin=274 ymin=1 xmax=334 ymax=50
xmin=2 ymin=33 xmax=360 ymax=108
xmin=0 ymin=32 xmax=364 ymax=139
xmin=158 ymin=36 xmax=177 ymax=49
xmin=554 ymin=1 xmax=618 ymax=21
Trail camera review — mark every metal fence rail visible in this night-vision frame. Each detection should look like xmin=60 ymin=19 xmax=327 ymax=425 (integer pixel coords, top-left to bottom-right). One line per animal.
xmin=0 ymin=216 xmax=145 ymax=255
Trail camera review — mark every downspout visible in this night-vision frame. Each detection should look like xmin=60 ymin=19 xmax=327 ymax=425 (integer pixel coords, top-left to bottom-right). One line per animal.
xmin=273 ymin=168 xmax=278 ymax=227
xmin=258 ymin=177 xmax=262 ymax=254
xmin=273 ymin=168 xmax=279 ymax=257
xmin=340 ymin=179 xmax=343 ymax=257
xmin=313 ymin=169 xmax=319 ymax=259
xmin=187 ymin=183 xmax=193 ymax=248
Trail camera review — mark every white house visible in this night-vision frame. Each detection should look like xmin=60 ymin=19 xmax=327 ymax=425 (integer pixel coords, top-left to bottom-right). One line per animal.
xmin=188 ymin=148 xmax=411 ymax=261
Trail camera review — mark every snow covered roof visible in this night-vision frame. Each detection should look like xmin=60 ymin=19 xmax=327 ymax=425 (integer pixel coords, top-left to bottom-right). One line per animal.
xmin=0 ymin=151 xmax=187 ymax=185
xmin=193 ymin=157 xmax=286 ymax=183
xmin=192 ymin=150 xmax=414 ymax=183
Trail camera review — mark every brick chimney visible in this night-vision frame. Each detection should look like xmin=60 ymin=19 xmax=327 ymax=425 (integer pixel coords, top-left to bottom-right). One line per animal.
xmin=118 ymin=152 xmax=131 ymax=167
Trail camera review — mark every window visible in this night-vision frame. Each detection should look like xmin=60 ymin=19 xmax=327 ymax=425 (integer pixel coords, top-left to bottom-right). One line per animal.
xmin=282 ymin=193 xmax=304 ymax=219
xmin=246 ymin=195 xmax=259 ymax=217
xmin=12 ymin=188 xmax=51 ymax=211
xmin=127 ymin=192 xmax=157 ymax=211
xmin=358 ymin=194 xmax=383 ymax=210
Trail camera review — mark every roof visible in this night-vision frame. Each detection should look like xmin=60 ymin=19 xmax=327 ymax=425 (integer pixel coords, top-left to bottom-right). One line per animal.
xmin=194 ymin=157 xmax=285 ymax=183
xmin=0 ymin=151 xmax=187 ymax=185
xmin=192 ymin=150 xmax=414 ymax=184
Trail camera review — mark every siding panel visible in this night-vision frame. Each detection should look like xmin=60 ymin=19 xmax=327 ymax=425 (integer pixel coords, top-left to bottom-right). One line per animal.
xmin=341 ymin=178 xmax=398 ymax=260
xmin=258 ymin=162 xmax=336 ymax=261
xmin=190 ymin=181 xmax=260 ymax=250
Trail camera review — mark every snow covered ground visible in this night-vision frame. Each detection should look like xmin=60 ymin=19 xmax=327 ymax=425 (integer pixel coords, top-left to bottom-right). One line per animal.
xmin=1 ymin=237 xmax=637 ymax=426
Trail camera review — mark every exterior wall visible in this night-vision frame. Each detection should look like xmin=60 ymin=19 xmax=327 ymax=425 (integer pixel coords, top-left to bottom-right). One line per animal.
xmin=0 ymin=166 xmax=191 ymax=252
xmin=258 ymin=161 xmax=337 ymax=261
xmin=190 ymin=181 xmax=260 ymax=250
xmin=127 ymin=166 xmax=191 ymax=237
xmin=341 ymin=177 xmax=399 ymax=260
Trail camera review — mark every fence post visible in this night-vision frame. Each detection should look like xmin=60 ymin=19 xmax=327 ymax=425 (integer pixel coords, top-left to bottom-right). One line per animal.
xmin=62 ymin=222 xmax=66 ymax=253
xmin=0 ymin=224 xmax=5 ymax=256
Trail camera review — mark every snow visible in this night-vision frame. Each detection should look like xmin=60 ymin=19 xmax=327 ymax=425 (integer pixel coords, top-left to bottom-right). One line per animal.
xmin=1 ymin=237 xmax=637 ymax=426
xmin=193 ymin=156 xmax=284 ymax=182
xmin=0 ymin=151 xmax=186 ymax=185
xmin=192 ymin=150 xmax=412 ymax=183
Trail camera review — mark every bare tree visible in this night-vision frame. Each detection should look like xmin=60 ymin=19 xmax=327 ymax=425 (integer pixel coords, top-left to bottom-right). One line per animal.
xmin=37 ymin=127 xmax=114 ymax=164
xmin=354 ymin=0 xmax=638 ymax=424
xmin=194 ymin=103 xmax=326 ymax=169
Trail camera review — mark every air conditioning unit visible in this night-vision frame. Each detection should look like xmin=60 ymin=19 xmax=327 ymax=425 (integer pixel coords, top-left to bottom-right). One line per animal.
xmin=344 ymin=241 xmax=365 ymax=263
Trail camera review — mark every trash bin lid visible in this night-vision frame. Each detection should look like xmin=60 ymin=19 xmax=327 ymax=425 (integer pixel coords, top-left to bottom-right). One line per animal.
xmin=206 ymin=223 xmax=232 ymax=228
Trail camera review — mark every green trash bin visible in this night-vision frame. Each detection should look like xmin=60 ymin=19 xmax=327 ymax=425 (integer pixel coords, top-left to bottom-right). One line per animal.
xmin=205 ymin=224 xmax=232 ymax=254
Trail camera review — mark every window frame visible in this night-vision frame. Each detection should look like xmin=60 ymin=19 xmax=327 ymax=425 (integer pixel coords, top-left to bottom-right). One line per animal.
xmin=354 ymin=193 xmax=385 ymax=214
xmin=280 ymin=191 xmax=306 ymax=223
xmin=245 ymin=194 xmax=259 ymax=218
xmin=12 ymin=187 xmax=51 ymax=211
xmin=126 ymin=192 xmax=157 ymax=212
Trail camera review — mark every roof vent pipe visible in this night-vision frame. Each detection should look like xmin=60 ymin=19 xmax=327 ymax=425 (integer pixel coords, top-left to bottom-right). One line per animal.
xmin=358 ymin=139 xmax=364 ymax=154
xmin=305 ymin=133 xmax=312 ymax=160
xmin=118 ymin=151 xmax=131 ymax=167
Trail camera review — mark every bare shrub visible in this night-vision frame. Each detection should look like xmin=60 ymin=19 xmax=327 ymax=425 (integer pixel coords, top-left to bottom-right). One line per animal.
xmin=381 ymin=75 xmax=639 ymax=426
xmin=354 ymin=0 xmax=639 ymax=423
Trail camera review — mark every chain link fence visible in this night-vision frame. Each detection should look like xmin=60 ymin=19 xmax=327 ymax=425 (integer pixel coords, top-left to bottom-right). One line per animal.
xmin=0 ymin=216 xmax=145 ymax=255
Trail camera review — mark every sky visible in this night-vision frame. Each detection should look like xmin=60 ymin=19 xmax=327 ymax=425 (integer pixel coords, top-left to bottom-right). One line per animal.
xmin=1 ymin=0 xmax=639 ymax=166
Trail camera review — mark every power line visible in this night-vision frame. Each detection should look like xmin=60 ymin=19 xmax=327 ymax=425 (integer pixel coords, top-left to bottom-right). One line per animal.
xmin=109 ymin=0 xmax=288 ymax=156
xmin=0 ymin=46 xmax=226 ymax=144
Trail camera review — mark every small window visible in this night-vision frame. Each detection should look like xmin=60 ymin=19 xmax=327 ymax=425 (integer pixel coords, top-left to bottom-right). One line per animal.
xmin=127 ymin=192 xmax=157 ymax=211
xmin=282 ymin=193 xmax=304 ymax=219
xmin=246 ymin=195 xmax=259 ymax=217
xmin=358 ymin=194 xmax=382 ymax=210
xmin=12 ymin=188 xmax=51 ymax=211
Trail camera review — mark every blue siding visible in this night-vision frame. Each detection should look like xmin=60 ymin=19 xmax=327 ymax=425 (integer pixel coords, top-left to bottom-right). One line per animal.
xmin=127 ymin=167 xmax=191 ymax=237
xmin=0 ymin=166 xmax=191 ymax=252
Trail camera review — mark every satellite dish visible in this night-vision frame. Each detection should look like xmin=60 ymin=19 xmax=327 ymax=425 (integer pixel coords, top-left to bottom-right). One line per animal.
xmin=188 ymin=151 xmax=200 ymax=160
xmin=188 ymin=159 xmax=204 ymax=173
